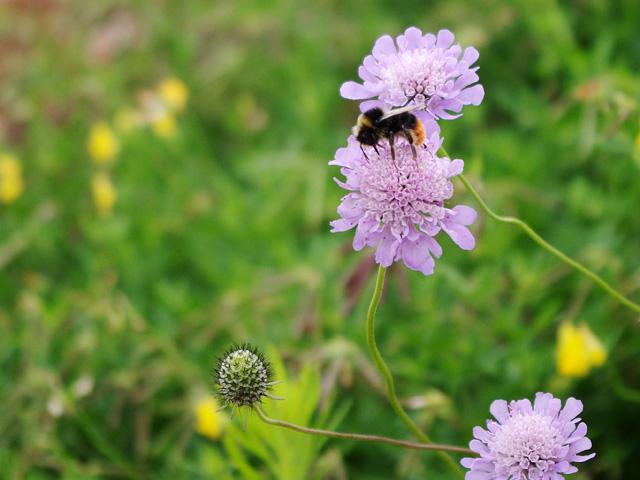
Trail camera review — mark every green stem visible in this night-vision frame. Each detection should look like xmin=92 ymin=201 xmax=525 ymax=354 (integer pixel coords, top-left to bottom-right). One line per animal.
xmin=254 ymin=405 xmax=474 ymax=455
xmin=366 ymin=266 xmax=464 ymax=478
xmin=440 ymin=147 xmax=640 ymax=316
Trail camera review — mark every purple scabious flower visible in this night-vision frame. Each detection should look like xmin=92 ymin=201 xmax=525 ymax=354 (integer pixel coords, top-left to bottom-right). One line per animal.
xmin=329 ymin=124 xmax=476 ymax=275
xmin=340 ymin=27 xmax=484 ymax=120
xmin=462 ymin=392 xmax=595 ymax=480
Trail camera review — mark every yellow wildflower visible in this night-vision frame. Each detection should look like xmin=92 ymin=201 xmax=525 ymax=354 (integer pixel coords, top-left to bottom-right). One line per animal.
xmin=556 ymin=322 xmax=607 ymax=378
xmin=157 ymin=77 xmax=189 ymax=113
xmin=194 ymin=396 xmax=226 ymax=440
xmin=0 ymin=154 xmax=24 ymax=204
xmin=88 ymin=121 xmax=119 ymax=165
xmin=91 ymin=172 xmax=117 ymax=216
xmin=151 ymin=112 xmax=178 ymax=139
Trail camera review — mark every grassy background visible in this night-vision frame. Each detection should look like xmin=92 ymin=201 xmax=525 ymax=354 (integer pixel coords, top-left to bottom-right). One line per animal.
xmin=1 ymin=0 xmax=640 ymax=478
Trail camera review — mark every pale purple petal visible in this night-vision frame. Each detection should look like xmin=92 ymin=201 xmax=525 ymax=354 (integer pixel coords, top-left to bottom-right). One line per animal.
xmin=372 ymin=35 xmax=396 ymax=58
xmin=545 ymin=397 xmax=562 ymax=418
xmin=358 ymin=65 xmax=378 ymax=83
xmin=458 ymin=84 xmax=485 ymax=105
xmin=398 ymin=26 xmax=424 ymax=50
xmin=490 ymin=400 xmax=509 ymax=424
xmin=469 ymin=439 xmax=491 ymax=456
xmin=337 ymin=195 xmax=363 ymax=219
xmin=461 ymin=46 xmax=479 ymax=66
xmin=473 ymin=426 xmax=490 ymax=442
xmin=448 ymin=159 xmax=465 ymax=177
xmin=333 ymin=177 xmax=355 ymax=191
xmin=460 ymin=458 xmax=475 ymax=469
xmin=573 ymin=452 xmax=596 ymax=462
xmin=424 ymin=235 xmax=442 ymax=258
xmin=466 ymin=471 xmax=493 ymax=480
xmin=436 ymin=29 xmax=455 ymax=49
xmin=398 ymin=235 xmax=435 ymax=275
xmin=375 ymin=231 xmax=401 ymax=267
xmin=450 ymin=205 xmax=477 ymax=225
xmin=330 ymin=218 xmax=357 ymax=232
xmin=569 ymin=437 xmax=592 ymax=454
xmin=453 ymin=71 xmax=480 ymax=91
xmin=554 ymin=461 xmax=576 ymax=473
xmin=559 ymin=398 xmax=583 ymax=422
xmin=353 ymin=216 xmax=378 ymax=250
xmin=566 ymin=422 xmax=588 ymax=443
xmin=534 ymin=392 xmax=553 ymax=413
xmin=442 ymin=222 xmax=475 ymax=250
xmin=340 ymin=81 xmax=374 ymax=100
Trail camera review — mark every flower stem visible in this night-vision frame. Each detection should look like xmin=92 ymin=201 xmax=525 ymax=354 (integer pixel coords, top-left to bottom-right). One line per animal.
xmin=366 ymin=266 xmax=465 ymax=478
xmin=440 ymin=147 xmax=640 ymax=316
xmin=254 ymin=405 xmax=474 ymax=455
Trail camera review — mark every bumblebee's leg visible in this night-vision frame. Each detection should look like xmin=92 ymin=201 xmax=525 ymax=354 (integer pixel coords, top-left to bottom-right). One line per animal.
xmin=360 ymin=144 xmax=369 ymax=161
xmin=404 ymin=129 xmax=417 ymax=160
xmin=388 ymin=135 xmax=396 ymax=162
xmin=373 ymin=143 xmax=380 ymax=157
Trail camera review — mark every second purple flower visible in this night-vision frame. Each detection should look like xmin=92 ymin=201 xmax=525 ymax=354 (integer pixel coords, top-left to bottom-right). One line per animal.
xmin=340 ymin=27 xmax=484 ymax=120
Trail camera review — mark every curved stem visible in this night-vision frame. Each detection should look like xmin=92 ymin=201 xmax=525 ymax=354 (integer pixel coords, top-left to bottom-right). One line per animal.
xmin=254 ymin=405 xmax=474 ymax=455
xmin=365 ymin=266 xmax=464 ymax=478
xmin=440 ymin=147 xmax=640 ymax=315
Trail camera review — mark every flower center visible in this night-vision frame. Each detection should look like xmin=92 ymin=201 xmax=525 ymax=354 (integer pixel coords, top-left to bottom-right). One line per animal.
xmin=490 ymin=412 xmax=563 ymax=476
xmin=355 ymin=142 xmax=452 ymax=233
xmin=377 ymin=48 xmax=448 ymax=108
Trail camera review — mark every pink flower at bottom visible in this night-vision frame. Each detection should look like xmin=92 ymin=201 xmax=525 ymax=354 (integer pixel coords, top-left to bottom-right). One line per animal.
xmin=462 ymin=392 xmax=595 ymax=480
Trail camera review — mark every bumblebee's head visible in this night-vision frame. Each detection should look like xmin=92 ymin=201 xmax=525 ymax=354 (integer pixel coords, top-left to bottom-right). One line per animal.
xmin=355 ymin=126 xmax=380 ymax=146
xmin=353 ymin=108 xmax=384 ymax=145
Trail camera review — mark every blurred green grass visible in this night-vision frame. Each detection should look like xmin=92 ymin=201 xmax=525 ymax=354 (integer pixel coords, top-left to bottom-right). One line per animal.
xmin=1 ymin=0 xmax=640 ymax=478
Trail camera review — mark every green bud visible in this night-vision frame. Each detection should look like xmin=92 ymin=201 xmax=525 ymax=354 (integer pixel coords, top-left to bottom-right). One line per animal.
xmin=215 ymin=344 xmax=273 ymax=408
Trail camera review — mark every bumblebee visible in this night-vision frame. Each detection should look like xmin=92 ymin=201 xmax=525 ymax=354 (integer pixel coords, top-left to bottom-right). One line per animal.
xmin=352 ymin=106 xmax=425 ymax=160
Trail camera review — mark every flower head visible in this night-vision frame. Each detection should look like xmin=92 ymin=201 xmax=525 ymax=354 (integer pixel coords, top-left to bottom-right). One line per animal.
xmin=215 ymin=344 xmax=275 ymax=409
xmin=341 ymin=27 xmax=484 ymax=120
xmin=88 ymin=121 xmax=119 ymax=165
xmin=0 ymin=153 xmax=24 ymax=204
xmin=330 ymin=131 xmax=476 ymax=276
xmin=194 ymin=396 xmax=227 ymax=440
xmin=462 ymin=392 xmax=595 ymax=479
xmin=556 ymin=322 xmax=607 ymax=378
xmin=91 ymin=172 xmax=117 ymax=216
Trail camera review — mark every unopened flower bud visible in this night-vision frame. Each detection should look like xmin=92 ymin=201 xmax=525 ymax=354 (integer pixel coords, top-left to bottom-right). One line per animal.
xmin=215 ymin=344 xmax=275 ymax=408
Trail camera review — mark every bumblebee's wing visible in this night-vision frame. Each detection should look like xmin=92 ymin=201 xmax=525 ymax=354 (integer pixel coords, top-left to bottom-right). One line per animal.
xmin=380 ymin=104 xmax=420 ymax=120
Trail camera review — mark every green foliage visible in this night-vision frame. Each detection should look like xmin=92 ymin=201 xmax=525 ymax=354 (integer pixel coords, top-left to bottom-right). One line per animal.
xmin=1 ymin=0 xmax=640 ymax=478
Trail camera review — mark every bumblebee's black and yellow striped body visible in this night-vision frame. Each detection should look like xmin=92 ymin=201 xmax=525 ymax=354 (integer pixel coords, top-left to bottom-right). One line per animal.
xmin=352 ymin=107 xmax=425 ymax=159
